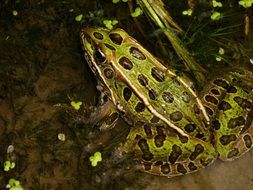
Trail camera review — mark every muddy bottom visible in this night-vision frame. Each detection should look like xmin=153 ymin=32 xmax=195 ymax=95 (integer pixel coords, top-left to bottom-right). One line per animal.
xmin=0 ymin=0 xmax=253 ymax=190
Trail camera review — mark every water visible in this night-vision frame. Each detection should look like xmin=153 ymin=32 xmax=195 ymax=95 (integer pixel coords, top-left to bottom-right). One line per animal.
xmin=0 ymin=0 xmax=253 ymax=189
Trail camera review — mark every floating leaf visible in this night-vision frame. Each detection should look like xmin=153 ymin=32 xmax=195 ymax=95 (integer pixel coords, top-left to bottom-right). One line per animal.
xmin=70 ymin=101 xmax=82 ymax=110
xmin=89 ymin=152 xmax=102 ymax=167
xmin=131 ymin=7 xmax=143 ymax=17
xmin=212 ymin=0 xmax=223 ymax=7
xmin=211 ymin=11 xmax=221 ymax=20
xmin=182 ymin=9 xmax=193 ymax=16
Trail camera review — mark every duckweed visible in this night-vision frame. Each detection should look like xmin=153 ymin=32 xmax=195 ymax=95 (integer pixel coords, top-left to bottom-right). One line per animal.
xmin=89 ymin=152 xmax=102 ymax=167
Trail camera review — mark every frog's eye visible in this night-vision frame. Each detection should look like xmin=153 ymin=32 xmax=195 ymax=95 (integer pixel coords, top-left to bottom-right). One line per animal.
xmin=95 ymin=48 xmax=106 ymax=63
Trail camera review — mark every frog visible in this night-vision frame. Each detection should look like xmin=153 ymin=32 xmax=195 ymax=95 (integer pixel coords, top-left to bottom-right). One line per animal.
xmin=80 ymin=27 xmax=253 ymax=177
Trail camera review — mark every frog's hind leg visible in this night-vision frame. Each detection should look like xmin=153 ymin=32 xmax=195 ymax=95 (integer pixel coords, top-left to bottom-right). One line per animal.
xmin=122 ymin=125 xmax=217 ymax=178
xmin=204 ymin=70 xmax=253 ymax=161
xmin=214 ymin=92 xmax=253 ymax=161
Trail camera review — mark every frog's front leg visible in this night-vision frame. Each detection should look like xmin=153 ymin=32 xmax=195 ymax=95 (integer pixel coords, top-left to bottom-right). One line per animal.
xmin=84 ymin=99 xmax=120 ymax=131
xmin=81 ymin=85 xmax=126 ymax=152
xmin=82 ymin=81 xmax=121 ymax=131
xmin=122 ymin=124 xmax=218 ymax=177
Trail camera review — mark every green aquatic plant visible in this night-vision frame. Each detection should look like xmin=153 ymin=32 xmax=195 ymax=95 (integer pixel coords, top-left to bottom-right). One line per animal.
xmin=12 ymin=10 xmax=18 ymax=16
xmin=7 ymin=178 xmax=23 ymax=190
xmin=131 ymin=7 xmax=143 ymax=17
xmin=239 ymin=0 xmax=253 ymax=8
xmin=112 ymin=0 xmax=128 ymax=3
xmin=57 ymin=133 xmax=66 ymax=141
xmin=75 ymin=14 xmax=83 ymax=22
xmin=3 ymin=160 xmax=15 ymax=172
xmin=211 ymin=11 xmax=222 ymax=20
xmin=89 ymin=152 xmax=102 ymax=167
xmin=182 ymin=9 xmax=192 ymax=16
xmin=212 ymin=0 xmax=223 ymax=7
xmin=103 ymin=19 xmax=119 ymax=30
xmin=70 ymin=101 xmax=82 ymax=110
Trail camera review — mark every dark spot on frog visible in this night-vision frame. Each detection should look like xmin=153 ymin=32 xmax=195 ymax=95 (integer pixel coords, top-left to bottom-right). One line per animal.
xmin=103 ymin=68 xmax=114 ymax=79
xmin=178 ymin=134 xmax=189 ymax=143
xmin=142 ymin=152 xmax=154 ymax=161
xmin=162 ymin=91 xmax=174 ymax=103
xmin=119 ymin=56 xmax=133 ymax=70
xmin=218 ymin=101 xmax=232 ymax=111
xmin=233 ymin=96 xmax=252 ymax=109
xmin=104 ymin=43 xmax=116 ymax=50
xmin=189 ymin=144 xmax=204 ymax=160
xmin=156 ymin=126 xmax=165 ymax=135
xmin=170 ymin=111 xmax=183 ymax=122
xmin=219 ymin=134 xmax=237 ymax=145
xmin=161 ymin=163 xmax=171 ymax=174
xmin=150 ymin=116 xmax=159 ymax=123
xmin=227 ymin=148 xmax=239 ymax=159
xmin=129 ymin=47 xmax=146 ymax=60
xmin=138 ymin=138 xmax=150 ymax=152
xmin=149 ymin=89 xmax=157 ymax=100
xmin=123 ymin=87 xmax=132 ymax=101
xmin=143 ymin=162 xmax=152 ymax=171
xmin=204 ymin=95 xmax=218 ymax=105
xmin=213 ymin=79 xmax=229 ymax=90
xmin=154 ymin=134 xmax=166 ymax=147
xmin=109 ymin=33 xmax=123 ymax=45
xmin=227 ymin=86 xmax=237 ymax=93
xmin=144 ymin=124 xmax=152 ymax=138
xmin=135 ymin=102 xmax=145 ymax=113
xmin=184 ymin=123 xmax=196 ymax=133
xmin=193 ymin=104 xmax=200 ymax=114
xmin=195 ymin=133 xmax=205 ymax=140
xmin=212 ymin=120 xmax=220 ymax=130
xmin=204 ymin=106 xmax=214 ymax=116
xmin=177 ymin=164 xmax=187 ymax=174
xmin=168 ymin=144 xmax=182 ymax=164
xmin=243 ymin=134 xmax=252 ymax=149
xmin=93 ymin=32 xmax=103 ymax=40
xmin=188 ymin=162 xmax=198 ymax=171
xmin=227 ymin=116 xmax=245 ymax=129
xmin=134 ymin=134 xmax=142 ymax=141
xmin=154 ymin=161 xmax=163 ymax=166
xmin=138 ymin=74 xmax=149 ymax=86
xmin=210 ymin=88 xmax=220 ymax=95
xmin=151 ymin=67 xmax=165 ymax=82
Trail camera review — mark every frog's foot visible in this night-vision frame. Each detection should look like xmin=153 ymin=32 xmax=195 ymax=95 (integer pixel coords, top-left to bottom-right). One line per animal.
xmin=122 ymin=125 xmax=217 ymax=178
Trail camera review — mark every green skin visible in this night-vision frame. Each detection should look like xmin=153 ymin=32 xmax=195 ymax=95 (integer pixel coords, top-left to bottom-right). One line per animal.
xmin=80 ymin=27 xmax=253 ymax=177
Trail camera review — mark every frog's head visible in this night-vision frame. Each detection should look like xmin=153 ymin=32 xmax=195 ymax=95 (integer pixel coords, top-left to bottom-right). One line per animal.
xmin=80 ymin=27 xmax=129 ymax=78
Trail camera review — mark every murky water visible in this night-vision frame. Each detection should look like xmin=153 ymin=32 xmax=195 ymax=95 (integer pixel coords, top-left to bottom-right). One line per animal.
xmin=0 ymin=0 xmax=253 ymax=189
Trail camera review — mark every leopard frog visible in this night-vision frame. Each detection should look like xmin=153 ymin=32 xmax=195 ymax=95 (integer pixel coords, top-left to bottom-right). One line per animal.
xmin=80 ymin=27 xmax=253 ymax=177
